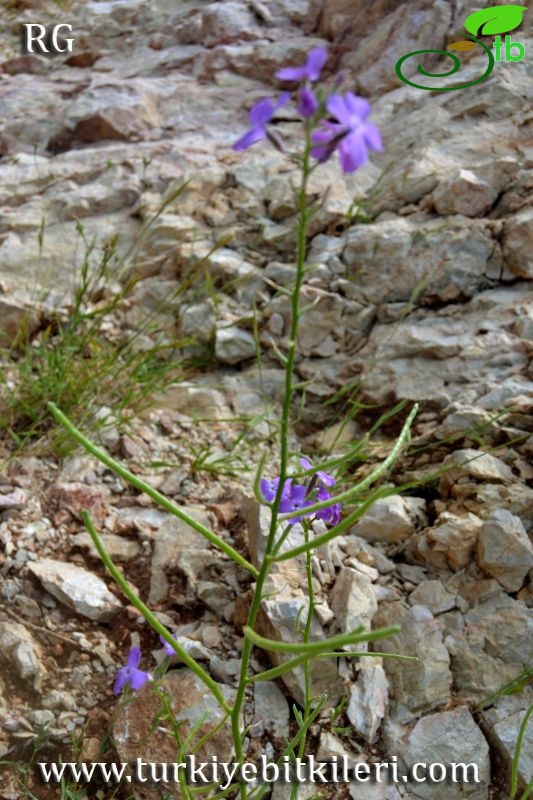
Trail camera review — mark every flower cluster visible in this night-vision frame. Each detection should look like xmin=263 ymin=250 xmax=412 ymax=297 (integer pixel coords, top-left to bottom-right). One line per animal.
xmin=233 ymin=47 xmax=381 ymax=173
xmin=260 ymin=457 xmax=341 ymax=526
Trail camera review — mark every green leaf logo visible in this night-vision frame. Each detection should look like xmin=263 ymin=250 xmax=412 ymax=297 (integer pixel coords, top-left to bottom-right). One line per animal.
xmin=464 ymin=4 xmax=527 ymax=36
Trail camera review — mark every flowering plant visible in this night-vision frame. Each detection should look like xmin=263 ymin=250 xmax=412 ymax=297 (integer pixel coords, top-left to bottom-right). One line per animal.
xmin=49 ymin=45 xmax=416 ymax=800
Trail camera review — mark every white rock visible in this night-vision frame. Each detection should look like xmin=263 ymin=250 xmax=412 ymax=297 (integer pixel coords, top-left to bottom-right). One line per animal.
xmin=347 ymin=659 xmax=388 ymax=743
xmin=330 ymin=566 xmax=377 ymax=636
xmin=215 ymin=326 xmax=256 ymax=364
xmin=351 ymin=495 xmax=424 ymax=544
xmin=28 ymin=560 xmax=122 ymax=622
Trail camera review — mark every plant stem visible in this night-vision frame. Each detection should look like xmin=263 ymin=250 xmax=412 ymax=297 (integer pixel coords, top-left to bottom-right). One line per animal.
xmin=47 ymin=402 xmax=258 ymax=578
xmin=82 ymin=511 xmax=231 ymax=714
xmin=230 ymin=125 xmax=313 ymax=800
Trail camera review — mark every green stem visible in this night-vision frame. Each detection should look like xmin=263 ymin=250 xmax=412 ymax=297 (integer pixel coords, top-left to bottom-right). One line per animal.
xmin=290 ymin=524 xmax=315 ymax=799
xmin=243 ymin=624 xmax=400 ymax=655
xmin=82 ymin=511 xmax=231 ymax=714
xmin=247 ymin=649 xmax=416 ymax=683
xmin=230 ymin=124 xmax=314 ymax=800
xmin=47 ymin=402 xmax=258 ymax=578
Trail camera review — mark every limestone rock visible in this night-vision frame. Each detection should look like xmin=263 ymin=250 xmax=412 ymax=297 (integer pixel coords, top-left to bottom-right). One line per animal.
xmin=215 ymin=326 xmax=256 ymax=365
xmin=70 ymin=532 xmax=140 ymax=561
xmin=409 ymin=580 xmax=456 ymax=615
xmin=372 ymin=603 xmax=452 ymax=721
xmin=257 ymin=570 xmax=344 ymax=708
xmin=433 ymin=169 xmax=495 ymax=217
xmin=350 ymin=783 xmax=402 ymax=800
xmin=330 ymin=566 xmax=377 ymax=635
xmin=446 ymin=594 xmax=533 ymax=703
xmin=148 ymin=511 xmax=215 ymax=603
xmin=0 ymin=621 xmax=46 ymax=690
xmin=342 ymin=217 xmax=498 ymax=305
xmin=351 ymin=495 xmax=426 ymax=544
xmin=347 ymin=659 xmax=388 ymax=743
xmin=440 ymin=449 xmax=514 ymax=486
xmin=476 ymin=509 xmax=533 ymax=592
xmin=28 ymin=560 xmax=122 ymax=622
xmin=401 ymin=707 xmax=490 ymax=800
xmin=480 ymin=690 xmax=533 ymax=793
xmin=253 ymin=681 xmax=290 ymax=740
xmin=415 ymin=512 xmax=483 ymax=572
xmin=503 ymin=207 xmax=533 ymax=278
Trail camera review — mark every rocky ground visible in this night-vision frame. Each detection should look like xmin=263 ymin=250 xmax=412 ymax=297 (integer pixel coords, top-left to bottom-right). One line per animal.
xmin=0 ymin=0 xmax=532 ymax=798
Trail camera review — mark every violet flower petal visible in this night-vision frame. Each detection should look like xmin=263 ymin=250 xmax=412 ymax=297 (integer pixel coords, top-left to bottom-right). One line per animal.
xmin=305 ymin=47 xmax=328 ymax=80
xmin=126 ymin=646 xmax=142 ymax=670
xmin=128 ymin=667 xmax=151 ymax=691
xmin=276 ymin=47 xmax=328 ymax=82
xmin=298 ymin=86 xmax=319 ymax=118
xmin=339 ymin=130 xmax=368 ymax=173
xmin=326 ymin=94 xmax=352 ymax=126
xmin=249 ymin=97 xmax=276 ymax=126
xmin=362 ymin=122 xmax=382 ymax=151
xmin=233 ymin=126 xmax=266 ymax=152
xmin=343 ymin=92 xmax=371 ymax=121
xmin=113 ymin=669 xmax=127 ymax=696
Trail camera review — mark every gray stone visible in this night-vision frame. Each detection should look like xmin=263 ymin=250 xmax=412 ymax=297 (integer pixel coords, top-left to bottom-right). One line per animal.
xmin=316 ymin=731 xmax=354 ymax=760
xmin=253 ymin=681 xmax=290 ymax=739
xmin=446 ymin=594 xmax=533 ymax=703
xmin=350 ymin=784 xmax=402 ymax=800
xmin=409 ymin=581 xmax=456 ymax=615
xmin=402 ymin=707 xmax=490 ymax=800
xmin=347 ymin=659 xmax=388 ymax=743
xmin=433 ymin=169 xmax=495 ymax=217
xmin=148 ymin=510 xmax=215 ymax=603
xmin=351 ymin=495 xmax=425 ymax=544
xmin=70 ymin=532 xmax=141 ymax=561
xmin=342 ymin=218 xmax=499 ymax=305
xmin=330 ymin=566 xmax=377 ymax=636
xmin=476 ymin=509 xmax=533 ymax=592
xmin=440 ymin=449 xmax=514 ymax=485
xmin=481 ymin=690 xmax=533 ymax=793
xmin=372 ymin=604 xmax=452 ymax=721
xmin=0 ymin=488 xmax=26 ymax=509
xmin=215 ymin=326 xmax=256 ymax=365
xmin=415 ymin=512 xmax=483 ymax=572
xmin=28 ymin=560 xmax=121 ymax=622
xmin=503 ymin=207 xmax=533 ymax=278
xmin=178 ymin=300 xmax=216 ymax=343
xmin=257 ymin=570 xmax=344 ymax=708
xmin=0 ymin=621 xmax=46 ymax=690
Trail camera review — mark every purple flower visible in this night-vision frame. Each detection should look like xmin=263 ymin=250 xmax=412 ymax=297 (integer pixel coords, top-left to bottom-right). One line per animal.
xmin=260 ymin=477 xmax=292 ymax=503
xmin=113 ymin=647 xmax=151 ymax=695
xmin=160 ymin=634 xmax=178 ymax=657
xmin=280 ymin=483 xmax=314 ymax=524
xmin=276 ymin=47 xmax=328 ymax=82
xmin=299 ymin=457 xmax=336 ymax=487
xmin=233 ymin=93 xmax=289 ymax=152
xmin=298 ymin=87 xmax=319 ymax=118
xmin=311 ymin=91 xmax=382 ymax=173
xmin=315 ymin=486 xmax=342 ymax=526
